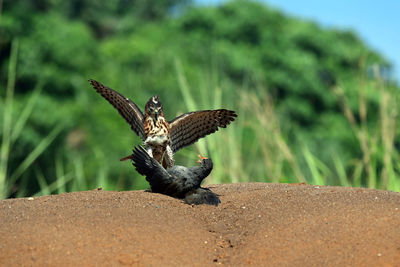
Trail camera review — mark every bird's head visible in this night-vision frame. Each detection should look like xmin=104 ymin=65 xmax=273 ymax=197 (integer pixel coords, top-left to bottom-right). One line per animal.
xmin=197 ymin=155 xmax=213 ymax=170
xmin=145 ymin=95 xmax=164 ymax=121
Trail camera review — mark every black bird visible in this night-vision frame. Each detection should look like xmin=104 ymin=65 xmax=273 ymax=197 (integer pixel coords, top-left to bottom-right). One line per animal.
xmin=131 ymin=145 xmax=221 ymax=206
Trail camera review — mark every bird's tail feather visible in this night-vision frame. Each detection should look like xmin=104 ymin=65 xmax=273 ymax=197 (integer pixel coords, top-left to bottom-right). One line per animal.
xmin=120 ymin=154 xmax=134 ymax=161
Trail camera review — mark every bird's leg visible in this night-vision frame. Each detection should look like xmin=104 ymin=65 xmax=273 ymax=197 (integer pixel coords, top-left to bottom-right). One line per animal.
xmin=144 ymin=136 xmax=152 ymax=145
xmin=146 ymin=146 xmax=153 ymax=158
xmin=164 ymin=145 xmax=175 ymax=168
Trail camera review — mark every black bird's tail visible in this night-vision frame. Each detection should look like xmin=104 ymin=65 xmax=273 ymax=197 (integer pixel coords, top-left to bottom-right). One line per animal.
xmin=184 ymin=188 xmax=221 ymax=206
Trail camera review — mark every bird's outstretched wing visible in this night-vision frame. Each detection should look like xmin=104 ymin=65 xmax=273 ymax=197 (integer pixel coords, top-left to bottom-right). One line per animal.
xmin=169 ymin=109 xmax=237 ymax=153
xmin=89 ymin=79 xmax=145 ymax=139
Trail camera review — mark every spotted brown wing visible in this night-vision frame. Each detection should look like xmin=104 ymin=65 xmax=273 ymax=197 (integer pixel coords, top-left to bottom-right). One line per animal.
xmin=169 ymin=109 xmax=237 ymax=153
xmin=89 ymin=79 xmax=145 ymax=139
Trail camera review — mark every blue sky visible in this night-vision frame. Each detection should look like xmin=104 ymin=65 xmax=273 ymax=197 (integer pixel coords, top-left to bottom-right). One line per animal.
xmin=196 ymin=0 xmax=400 ymax=81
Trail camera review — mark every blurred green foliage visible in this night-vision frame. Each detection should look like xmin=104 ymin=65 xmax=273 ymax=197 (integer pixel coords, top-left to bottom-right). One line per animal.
xmin=1 ymin=0 xmax=399 ymax=198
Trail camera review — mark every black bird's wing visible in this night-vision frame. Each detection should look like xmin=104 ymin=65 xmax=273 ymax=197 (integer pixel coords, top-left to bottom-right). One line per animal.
xmin=169 ymin=109 xmax=237 ymax=153
xmin=89 ymin=79 xmax=145 ymax=139
xmin=131 ymin=146 xmax=173 ymax=191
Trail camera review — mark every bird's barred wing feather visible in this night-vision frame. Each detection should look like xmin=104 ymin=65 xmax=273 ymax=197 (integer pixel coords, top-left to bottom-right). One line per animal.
xmin=169 ymin=109 xmax=237 ymax=153
xmin=89 ymin=79 xmax=145 ymax=139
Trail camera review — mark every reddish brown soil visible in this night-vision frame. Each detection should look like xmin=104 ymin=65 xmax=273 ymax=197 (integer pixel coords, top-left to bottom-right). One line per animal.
xmin=1 ymin=183 xmax=400 ymax=266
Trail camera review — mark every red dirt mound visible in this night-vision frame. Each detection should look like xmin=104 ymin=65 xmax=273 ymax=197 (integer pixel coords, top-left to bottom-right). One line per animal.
xmin=1 ymin=183 xmax=400 ymax=266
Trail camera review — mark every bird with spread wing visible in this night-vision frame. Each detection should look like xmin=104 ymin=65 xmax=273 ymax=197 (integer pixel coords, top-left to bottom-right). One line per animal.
xmin=89 ymin=79 xmax=237 ymax=168
xmin=131 ymin=145 xmax=220 ymax=206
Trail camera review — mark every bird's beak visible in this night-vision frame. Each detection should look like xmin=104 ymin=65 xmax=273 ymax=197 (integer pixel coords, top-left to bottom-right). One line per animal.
xmin=197 ymin=154 xmax=208 ymax=164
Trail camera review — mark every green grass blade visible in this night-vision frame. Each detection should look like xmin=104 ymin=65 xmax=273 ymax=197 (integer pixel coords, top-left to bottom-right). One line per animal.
xmin=55 ymin=152 xmax=66 ymax=194
xmin=387 ymin=165 xmax=400 ymax=192
xmin=11 ymin=80 xmax=44 ymax=144
xmin=388 ymin=153 xmax=400 ymax=191
xmin=34 ymin=166 xmax=51 ymax=196
xmin=7 ymin=124 xmax=64 ymax=196
xmin=96 ymin=164 xmax=108 ymax=190
xmin=15 ymin=174 xmax=28 ymax=198
xmin=0 ymin=39 xmax=19 ymax=199
xmin=175 ymin=58 xmax=208 ymax=156
xmin=174 ymin=58 xmax=198 ymax=111
xmin=332 ymin=154 xmax=350 ymax=187
xmin=33 ymin=172 xmax=74 ymax=197
xmin=302 ymin=146 xmax=325 ymax=185
xmin=367 ymin=157 xmax=377 ymax=189
xmin=72 ymin=154 xmax=87 ymax=191
xmin=352 ymin=161 xmax=363 ymax=187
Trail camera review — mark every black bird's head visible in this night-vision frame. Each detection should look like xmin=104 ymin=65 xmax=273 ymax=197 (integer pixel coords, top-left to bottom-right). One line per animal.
xmin=145 ymin=95 xmax=164 ymax=121
xmin=197 ymin=155 xmax=213 ymax=172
